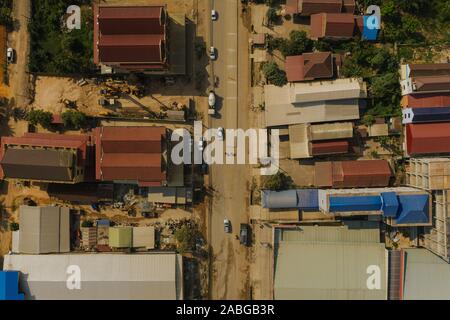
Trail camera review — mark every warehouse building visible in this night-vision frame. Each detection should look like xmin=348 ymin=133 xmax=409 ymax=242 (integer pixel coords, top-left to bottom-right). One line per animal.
xmin=261 ymin=189 xmax=319 ymax=211
xmin=273 ymin=222 xmax=387 ymax=300
xmin=314 ymin=160 xmax=392 ymax=188
xmin=95 ymin=126 xmax=167 ymax=186
xmin=3 ymin=253 xmax=183 ymax=300
xmin=16 ymin=205 xmax=70 ymax=254
xmin=264 ymin=78 xmax=366 ymax=127
xmin=405 ymin=123 xmax=450 ymax=156
xmin=0 ymin=133 xmax=93 ymax=184
xmin=318 ymin=187 xmax=431 ymax=226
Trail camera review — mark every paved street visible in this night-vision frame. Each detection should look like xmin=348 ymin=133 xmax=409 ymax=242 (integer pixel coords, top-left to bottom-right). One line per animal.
xmin=207 ymin=0 xmax=252 ymax=299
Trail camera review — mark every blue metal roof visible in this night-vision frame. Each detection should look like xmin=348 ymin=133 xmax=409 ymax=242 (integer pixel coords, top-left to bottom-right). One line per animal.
xmin=395 ymin=194 xmax=429 ymax=225
xmin=297 ymin=189 xmax=319 ymax=211
xmin=329 ymin=196 xmax=382 ymax=212
xmin=381 ymin=192 xmax=399 ymax=217
xmin=0 ymin=271 xmax=24 ymax=300
xmin=412 ymin=107 xmax=450 ymax=123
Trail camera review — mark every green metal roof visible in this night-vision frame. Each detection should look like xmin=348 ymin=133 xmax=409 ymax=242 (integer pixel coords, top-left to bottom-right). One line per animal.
xmin=109 ymin=227 xmax=132 ymax=248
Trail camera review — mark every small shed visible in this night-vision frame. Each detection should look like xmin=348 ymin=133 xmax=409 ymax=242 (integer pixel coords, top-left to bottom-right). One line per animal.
xmin=368 ymin=123 xmax=389 ymax=137
xmin=133 ymin=226 xmax=155 ymax=250
xmin=109 ymin=227 xmax=132 ymax=248
xmin=81 ymin=227 xmax=97 ymax=248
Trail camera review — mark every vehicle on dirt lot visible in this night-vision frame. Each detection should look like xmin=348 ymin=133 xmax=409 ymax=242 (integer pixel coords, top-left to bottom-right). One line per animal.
xmin=240 ymin=224 xmax=251 ymax=246
xmin=7 ymin=48 xmax=15 ymax=63
xmin=224 ymin=219 xmax=232 ymax=233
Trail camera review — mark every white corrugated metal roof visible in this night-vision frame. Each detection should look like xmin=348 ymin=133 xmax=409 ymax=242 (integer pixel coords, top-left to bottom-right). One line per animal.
xmin=3 ymin=253 xmax=183 ymax=300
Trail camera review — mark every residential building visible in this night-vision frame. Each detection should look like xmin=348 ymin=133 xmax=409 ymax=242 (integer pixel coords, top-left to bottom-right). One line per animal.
xmin=286 ymin=0 xmax=355 ymax=15
xmin=94 ymin=126 xmax=167 ymax=186
xmin=3 ymin=253 xmax=184 ymax=300
xmin=0 ymin=133 xmax=92 ymax=184
xmin=18 ymin=205 xmax=70 ymax=254
xmin=314 ymin=160 xmax=392 ymax=188
xmin=401 ymin=93 xmax=450 ymax=108
xmin=400 ymin=63 xmax=450 ymax=81
xmin=405 ymin=158 xmax=450 ymax=262
xmin=261 ymin=189 xmax=319 ymax=211
xmin=273 ymin=223 xmax=387 ymax=300
xmin=405 ymin=123 xmax=450 ymax=156
xmin=264 ymin=78 xmax=366 ymax=127
xmin=94 ymin=5 xmax=169 ymax=73
xmin=285 ymin=52 xmax=334 ymax=82
xmin=310 ymin=13 xmax=358 ymax=40
xmin=318 ymin=187 xmax=432 ymax=226
xmin=401 ymin=76 xmax=450 ymax=96
xmin=402 ymin=106 xmax=450 ymax=124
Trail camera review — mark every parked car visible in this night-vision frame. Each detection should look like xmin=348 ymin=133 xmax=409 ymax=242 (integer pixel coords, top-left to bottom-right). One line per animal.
xmin=224 ymin=219 xmax=232 ymax=233
xmin=209 ymin=46 xmax=217 ymax=60
xmin=7 ymin=48 xmax=15 ymax=63
xmin=211 ymin=9 xmax=218 ymax=21
xmin=217 ymin=127 xmax=225 ymax=140
xmin=240 ymin=224 xmax=251 ymax=246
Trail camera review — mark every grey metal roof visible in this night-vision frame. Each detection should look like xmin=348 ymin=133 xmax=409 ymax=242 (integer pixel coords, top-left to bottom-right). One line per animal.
xmin=3 ymin=253 xmax=183 ymax=300
xmin=403 ymin=249 xmax=450 ymax=300
xmin=274 ymin=224 xmax=387 ymax=300
xmin=19 ymin=206 xmax=70 ymax=254
xmin=262 ymin=190 xmax=298 ymax=209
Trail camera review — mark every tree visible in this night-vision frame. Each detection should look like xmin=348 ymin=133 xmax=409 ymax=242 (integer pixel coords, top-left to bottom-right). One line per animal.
xmin=262 ymin=62 xmax=287 ymax=87
xmin=81 ymin=220 xmax=94 ymax=228
xmin=261 ymin=172 xmax=294 ymax=191
xmin=26 ymin=109 xmax=53 ymax=128
xmin=61 ymin=110 xmax=87 ymax=130
xmin=175 ymin=224 xmax=198 ymax=254
xmin=9 ymin=222 xmax=19 ymax=232
xmin=266 ymin=8 xmax=279 ymax=25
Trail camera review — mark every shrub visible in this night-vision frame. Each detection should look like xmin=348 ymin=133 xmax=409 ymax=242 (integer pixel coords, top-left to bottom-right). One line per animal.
xmin=26 ymin=109 xmax=53 ymax=128
xmin=9 ymin=222 xmax=19 ymax=232
xmin=261 ymin=172 xmax=294 ymax=191
xmin=262 ymin=62 xmax=287 ymax=87
xmin=61 ymin=110 xmax=87 ymax=130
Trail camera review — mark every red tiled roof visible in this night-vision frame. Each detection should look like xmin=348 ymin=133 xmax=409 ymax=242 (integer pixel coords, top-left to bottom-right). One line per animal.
xmin=285 ymin=55 xmax=305 ymax=82
xmin=287 ymin=0 xmax=355 ymax=15
xmin=311 ymin=139 xmax=349 ymax=155
xmin=401 ymin=93 xmax=450 ymax=108
xmin=406 ymin=123 xmax=450 ymax=155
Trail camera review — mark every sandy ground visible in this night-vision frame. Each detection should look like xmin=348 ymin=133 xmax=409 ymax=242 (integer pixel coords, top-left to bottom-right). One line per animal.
xmin=7 ymin=0 xmax=31 ymax=108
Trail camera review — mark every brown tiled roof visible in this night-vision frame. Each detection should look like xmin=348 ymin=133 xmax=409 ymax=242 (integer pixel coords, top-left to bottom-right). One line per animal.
xmin=311 ymin=139 xmax=349 ymax=155
xmin=287 ymin=0 xmax=355 ymax=15
xmin=95 ymin=127 xmax=166 ymax=185
xmin=342 ymin=0 xmax=356 ymax=13
xmin=409 ymin=64 xmax=450 ymax=78
xmin=310 ymin=13 xmax=356 ymax=39
xmin=407 ymin=123 xmax=450 ymax=155
xmin=285 ymin=52 xmax=333 ymax=82
xmin=414 ymin=76 xmax=450 ymax=92
xmin=94 ymin=5 xmax=167 ymax=70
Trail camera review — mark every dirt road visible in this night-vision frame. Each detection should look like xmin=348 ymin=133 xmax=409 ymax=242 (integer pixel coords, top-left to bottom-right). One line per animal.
xmin=208 ymin=0 xmax=252 ymax=300
xmin=7 ymin=0 xmax=31 ymax=108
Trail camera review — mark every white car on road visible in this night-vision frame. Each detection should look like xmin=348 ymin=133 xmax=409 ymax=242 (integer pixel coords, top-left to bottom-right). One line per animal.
xmin=211 ymin=9 xmax=218 ymax=21
xmin=209 ymin=46 xmax=217 ymax=60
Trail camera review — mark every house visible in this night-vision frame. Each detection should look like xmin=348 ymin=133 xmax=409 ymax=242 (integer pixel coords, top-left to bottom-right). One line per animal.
xmin=286 ymin=0 xmax=355 ymax=15
xmin=18 ymin=205 xmax=70 ymax=254
xmin=401 ymin=76 xmax=450 ymax=96
xmin=314 ymin=160 xmax=392 ymax=188
xmin=93 ymin=5 xmax=168 ymax=73
xmin=94 ymin=126 xmax=167 ymax=186
xmin=405 ymin=123 xmax=450 ymax=155
xmin=3 ymin=253 xmax=184 ymax=300
xmin=0 ymin=133 xmax=92 ymax=184
xmin=273 ymin=223 xmax=387 ymax=300
xmin=401 ymin=63 xmax=450 ymax=81
xmin=401 ymin=93 xmax=450 ymax=108
xmin=318 ymin=187 xmax=432 ymax=226
xmin=264 ymin=78 xmax=366 ymax=127
xmin=310 ymin=13 xmax=357 ymax=40
xmin=403 ymin=106 xmax=450 ymax=124
xmin=289 ymin=122 xmax=354 ymax=159
xmin=285 ymin=52 xmax=334 ymax=82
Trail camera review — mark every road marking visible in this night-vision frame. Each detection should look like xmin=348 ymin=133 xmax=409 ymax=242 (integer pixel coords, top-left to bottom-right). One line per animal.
xmin=226 ymin=96 xmax=237 ymax=100
xmin=227 ymin=65 xmax=237 ymax=69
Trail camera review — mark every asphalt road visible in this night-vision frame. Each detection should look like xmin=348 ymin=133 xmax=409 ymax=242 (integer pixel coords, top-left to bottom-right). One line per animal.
xmin=208 ymin=0 xmax=251 ymax=300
